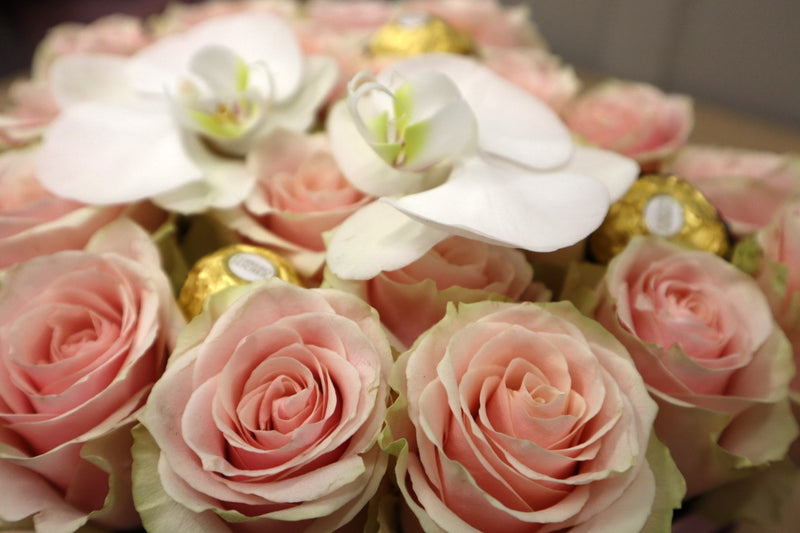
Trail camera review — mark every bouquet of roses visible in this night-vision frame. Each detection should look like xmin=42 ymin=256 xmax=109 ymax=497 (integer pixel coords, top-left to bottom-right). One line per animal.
xmin=2 ymin=1 xmax=800 ymax=532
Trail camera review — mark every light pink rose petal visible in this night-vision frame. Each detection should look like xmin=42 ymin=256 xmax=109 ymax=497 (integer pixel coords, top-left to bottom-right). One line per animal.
xmin=190 ymin=287 xmax=339 ymax=382
xmin=0 ymin=459 xmax=89 ymax=532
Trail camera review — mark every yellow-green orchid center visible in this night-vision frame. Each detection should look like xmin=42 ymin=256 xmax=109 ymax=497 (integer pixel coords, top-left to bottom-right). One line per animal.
xmin=176 ymin=45 xmax=272 ymax=154
xmin=347 ymin=70 xmax=477 ymax=172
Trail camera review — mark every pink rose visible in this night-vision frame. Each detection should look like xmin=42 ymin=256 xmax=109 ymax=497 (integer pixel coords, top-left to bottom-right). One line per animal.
xmin=482 ymin=46 xmax=580 ymax=114
xmin=0 ymin=81 xmax=59 ymax=149
xmin=134 ymin=280 xmax=393 ymax=532
xmin=152 ymin=0 xmax=297 ymax=36
xmin=662 ymin=145 xmax=800 ymax=236
xmin=752 ymin=200 xmax=800 ymax=398
xmin=326 ymin=236 xmax=533 ymax=348
xmin=403 ymin=0 xmax=545 ymax=48
xmin=0 ymin=146 xmax=127 ymax=269
xmin=565 ymin=81 xmax=693 ymax=167
xmin=306 ymin=0 xmax=396 ymax=31
xmin=0 ymin=219 xmax=183 ymax=532
xmin=31 ymin=15 xmax=151 ymax=77
xmin=218 ymin=130 xmax=371 ymax=281
xmin=593 ymin=237 xmax=797 ymax=496
xmin=383 ymin=300 xmax=684 ymax=532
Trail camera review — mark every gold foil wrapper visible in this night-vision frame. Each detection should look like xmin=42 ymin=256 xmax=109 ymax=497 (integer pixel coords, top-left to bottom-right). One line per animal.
xmin=589 ymin=174 xmax=730 ymax=264
xmin=368 ymin=12 xmax=474 ymax=57
xmin=178 ymin=244 xmax=302 ymax=319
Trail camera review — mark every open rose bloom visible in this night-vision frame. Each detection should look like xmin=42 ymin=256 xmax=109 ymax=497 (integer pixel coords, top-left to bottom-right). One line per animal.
xmin=133 ymin=280 xmax=393 ymax=532
xmin=591 ymin=237 xmax=798 ymax=497
xmin=565 ymin=80 xmax=693 ymax=168
xmin=0 ymin=219 xmax=183 ymax=531
xmin=216 ymin=129 xmax=372 ymax=282
xmin=383 ymin=300 xmax=685 ymax=532
xmin=751 ymin=200 xmax=800 ymax=400
xmin=663 ymin=145 xmax=800 ymax=237
xmin=325 ymin=235 xmax=534 ymax=349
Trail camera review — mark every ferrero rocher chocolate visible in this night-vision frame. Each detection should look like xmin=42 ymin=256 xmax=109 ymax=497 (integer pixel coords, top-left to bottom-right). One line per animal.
xmin=368 ymin=12 xmax=474 ymax=57
xmin=589 ymin=174 xmax=730 ymax=264
xmin=178 ymin=244 xmax=302 ymax=319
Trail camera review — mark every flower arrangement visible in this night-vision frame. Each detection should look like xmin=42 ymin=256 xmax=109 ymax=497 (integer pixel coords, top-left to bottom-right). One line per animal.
xmin=1 ymin=1 xmax=799 ymax=532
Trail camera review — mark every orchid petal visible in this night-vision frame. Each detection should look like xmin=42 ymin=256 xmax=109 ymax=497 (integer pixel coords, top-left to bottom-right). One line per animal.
xmin=402 ymin=98 xmax=476 ymax=171
xmin=153 ymin=134 xmax=255 ymax=213
xmin=188 ymin=45 xmax=249 ymax=102
xmin=50 ymin=54 xmax=140 ymax=108
xmin=566 ymin=146 xmax=640 ymax=201
xmin=394 ymin=71 xmax=464 ymax=125
xmin=37 ymin=103 xmax=202 ymax=204
xmin=264 ymin=56 xmax=338 ymax=134
xmin=380 ymin=54 xmax=573 ymax=170
xmin=326 ymin=201 xmax=450 ymax=280
xmin=130 ymin=13 xmax=302 ymax=101
xmin=386 ymin=155 xmax=611 ymax=252
xmin=327 ymin=100 xmax=447 ymax=197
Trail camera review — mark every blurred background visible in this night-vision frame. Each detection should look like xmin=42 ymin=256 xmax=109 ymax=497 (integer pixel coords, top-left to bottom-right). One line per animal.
xmin=1 ymin=0 xmax=798 ymax=149
xmin=526 ymin=0 xmax=800 ymax=148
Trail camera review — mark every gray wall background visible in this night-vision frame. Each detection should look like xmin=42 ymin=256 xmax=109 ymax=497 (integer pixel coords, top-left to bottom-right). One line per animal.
xmin=519 ymin=0 xmax=800 ymax=132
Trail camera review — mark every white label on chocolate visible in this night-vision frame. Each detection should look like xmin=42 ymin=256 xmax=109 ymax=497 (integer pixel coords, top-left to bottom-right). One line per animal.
xmin=643 ymin=194 xmax=685 ymax=237
xmin=397 ymin=12 xmax=431 ymax=27
xmin=227 ymin=253 xmax=276 ymax=282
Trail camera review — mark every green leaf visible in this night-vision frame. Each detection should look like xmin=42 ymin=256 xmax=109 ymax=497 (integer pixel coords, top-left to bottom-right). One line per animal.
xmin=151 ymin=214 xmax=189 ymax=297
xmin=731 ymin=236 xmax=764 ymax=275
xmin=559 ymin=260 xmax=607 ymax=315
xmin=693 ymin=457 xmax=800 ymax=527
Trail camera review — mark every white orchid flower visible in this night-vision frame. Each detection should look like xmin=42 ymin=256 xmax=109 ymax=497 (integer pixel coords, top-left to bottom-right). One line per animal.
xmin=36 ymin=13 xmax=337 ymax=214
xmin=326 ymin=54 xmax=639 ymax=280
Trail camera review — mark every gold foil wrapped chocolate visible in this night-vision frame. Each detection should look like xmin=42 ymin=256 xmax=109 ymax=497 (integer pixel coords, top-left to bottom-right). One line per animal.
xmin=368 ymin=12 xmax=474 ymax=57
xmin=589 ymin=174 xmax=730 ymax=264
xmin=178 ymin=244 xmax=302 ymax=319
